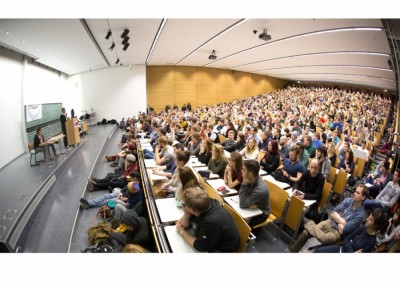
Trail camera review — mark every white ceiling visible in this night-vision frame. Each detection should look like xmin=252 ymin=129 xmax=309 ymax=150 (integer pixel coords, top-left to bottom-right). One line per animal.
xmin=0 ymin=18 xmax=397 ymax=91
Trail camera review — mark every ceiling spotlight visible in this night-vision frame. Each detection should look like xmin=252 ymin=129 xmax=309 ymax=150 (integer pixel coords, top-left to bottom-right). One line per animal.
xmin=259 ymin=29 xmax=271 ymax=41
xmin=105 ymin=30 xmax=112 ymax=40
xmin=208 ymin=50 xmax=217 ymax=60
xmin=122 ymin=36 xmax=130 ymax=45
xmin=115 ymin=59 xmax=120 ymax=64
xmin=123 ymin=43 xmax=130 ymax=51
xmin=109 ymin=42 xmax=115 ymax=51
xmin=121 ymin=29 xmax=129 ymax=38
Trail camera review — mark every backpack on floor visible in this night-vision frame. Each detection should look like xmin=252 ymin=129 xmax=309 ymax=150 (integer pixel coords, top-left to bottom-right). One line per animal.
xmin=87 ymin=221 xmax=111 ymax=245
xmin=81 ymin=240 xmax=113 ymax=253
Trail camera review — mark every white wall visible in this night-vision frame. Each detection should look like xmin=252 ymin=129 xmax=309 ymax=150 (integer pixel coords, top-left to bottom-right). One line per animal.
xmin=0 ymin=51 xmax=147 ymax=169
xmin=67 ymin=65 xmax=147 ymax=122
xmin=0 ymin=49 xmax=24 ymax=169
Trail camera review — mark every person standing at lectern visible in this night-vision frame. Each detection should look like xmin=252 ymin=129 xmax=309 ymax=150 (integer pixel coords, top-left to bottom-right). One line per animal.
xmin=60 ymin=107 xmax=68 ymax=147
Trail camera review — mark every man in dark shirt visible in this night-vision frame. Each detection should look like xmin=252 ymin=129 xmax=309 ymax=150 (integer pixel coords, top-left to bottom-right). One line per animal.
xmin=221 ymin=130 xmax=237 ymax=152
xmin=176 ymin=188 xmax=240 ymax=252
xmin=60 ymin=107 xmax=68 ymax=147
xmin=292 ymin=158 xmax=325 ymax=219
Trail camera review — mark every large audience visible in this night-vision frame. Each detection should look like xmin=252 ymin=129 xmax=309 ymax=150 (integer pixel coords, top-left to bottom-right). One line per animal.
xmin=81 ymin=85 xmax=400 ymax=253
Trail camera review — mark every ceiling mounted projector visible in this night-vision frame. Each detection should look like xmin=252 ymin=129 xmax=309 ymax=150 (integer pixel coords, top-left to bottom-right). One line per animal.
xmin=259 ymin=29 xmax=271 ymax=41
xmin=208 ymin=50 xmax=217 ymax=60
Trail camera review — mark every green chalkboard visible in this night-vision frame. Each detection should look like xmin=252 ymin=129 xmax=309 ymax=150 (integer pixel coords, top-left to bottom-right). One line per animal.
xmin=25 ymin=103 xmax=63 ymax=130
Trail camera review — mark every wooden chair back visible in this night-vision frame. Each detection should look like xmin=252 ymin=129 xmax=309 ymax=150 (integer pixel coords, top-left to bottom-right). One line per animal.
xmin=223 ymin=203 xmax=252 ymax=253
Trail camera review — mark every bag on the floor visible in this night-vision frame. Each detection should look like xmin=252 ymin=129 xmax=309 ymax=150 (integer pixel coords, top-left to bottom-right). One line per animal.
xmin=81 ymin=240 xmax=113 ymax=253
xmin=87 ymin=221 xmax=111 ymax=245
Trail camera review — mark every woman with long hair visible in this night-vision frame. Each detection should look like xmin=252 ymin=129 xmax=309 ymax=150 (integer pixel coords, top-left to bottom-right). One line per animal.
xmin=235 ymin=132 xmax=246 ymax=152
xmin=224 ymin=152 xmax=243 ymax=191
xmin=176 ymin=166 xmax=201 ymax=206
xmin=208 ymin=144 xmax=228 ymax=179
xmin=327 ymin=141 xmax=337 ymax=166
xmin=338 ymin=148 xmax=355 ymax=175
xmin=259 ymin=140 xmax=280 ymax=174
xmin=239 ymin=137 xmax=260 ymax=160
xmin=197 ymin=138 xmax=214 ymax=165
xmin=376 ymin=208 xmax=400 ymax=252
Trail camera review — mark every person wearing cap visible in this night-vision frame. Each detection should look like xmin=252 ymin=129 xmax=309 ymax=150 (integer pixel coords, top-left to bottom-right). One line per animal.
xmin=109 ymin=209 xmax=149 ymax=252
xmin=87 ymin=153 xmax=138 ymax=192
xmin=80 ymin=175 xmax=142 ymax=210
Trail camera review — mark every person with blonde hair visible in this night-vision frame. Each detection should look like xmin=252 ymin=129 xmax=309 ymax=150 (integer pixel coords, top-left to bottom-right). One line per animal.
xmin=122 ymin=244 xmax=148 ymax=253
xmin=207 ymin=144 xmax=228 ymax=179
xmin=239 ymin=137 xmax=259 ymax=160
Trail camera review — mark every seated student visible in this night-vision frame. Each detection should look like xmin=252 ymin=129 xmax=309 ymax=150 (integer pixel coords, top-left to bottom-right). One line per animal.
xmin=80 ymin=176 xmax=142 ymax=209
xmin=34 ymin=126 xmax=57 ymax=163
xmin=239 ymin=160 xmax=270 ymax=228
xmin=221 ymin=130 xmax=237 ymax=152
xmin=151 ymin=142 xmax=184 ymax=178
xmin=316 ymin=145 xmax=331 ymax=181
xmin=239 ymin=137 xmax=259 ymax=160
xmin=207 ymin=144 xmax=228 ymax=179
xmin=109 ymin=209 xmax=149 ymax=252
xmin=175 ymin=166 xmax=201 ymax=207
xmin=375 ymin=208 xmax=400 ymax=252
xmin=235 ymin=132 xmax=246 ymax=152
xmin=297 ymin=142 xmax=310 ymax=169
xmin=187 ymin=133 xmax=201 ymax=156
xmin=197 ymin=138 xmax=213 ymax=165
xmin=175 ymin=188 xmax=240 ymax=253
xmin=154 ymin=136 xmax=174 ymax=166
xmin=388 ymin=230 xmax=400 ymax=252
xmin=338 ymin=148 xmax=355 ymax=176
xmin=292 ymin=158 xmax=325 ymax=220
xmin=290 ymin=184 xmax=368 ymax=253
xmin=224 ymin=152 xmax=243 ymax=191
xmin=107 ymin=137 xmax=137 ymax=166
xmin=313 ymin=208 xmax=387 ymax=253
xmin=276 ymin=145 xmax=305 ymax=185
xmin=326 ymin=141 xmax=337 ymax=166
xmin=161 ymin=150 xmax=192 ymax=195
xmin=119 ymin=117 xmax=126 ymax=129
xmin=303 ymin=135 xmax=316 ymax=158
xmin=364 ymin=169 xmax=400 ymax=211
xmin=259 ymin=140 xmax=280 ymax=174
xmin=88 ymin=154 xmax=138 ymax=192
xmin=365 ymin=161 xmax=392 ymax=199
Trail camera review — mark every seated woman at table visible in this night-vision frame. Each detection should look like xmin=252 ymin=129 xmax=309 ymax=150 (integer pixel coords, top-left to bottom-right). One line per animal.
xmin=196 ymin=138 xmax=213 ymax=165
xmin=259 ymin=140 xmax=280 ymax=174
xmin=235 ymin=132 xmax=246 ymax=152
xmin=208 ymin=144 xmax=228 ymax=179
xmin=338 ymin=149 xmax=355 ymax=176
xmin=34 ymin=126 xmax=57 ymax=163
xmin=175 ymin=166 xmax=201 ymax=207
xmin=224 ymin=152 xmax=243 ymax=191
xmin=239 ymin=137 xmax=259 ymax=160
xmin=313 ymin=208 xmax=387 ymax=253
xmin=161 ymin=150 xmax=191 ymax=196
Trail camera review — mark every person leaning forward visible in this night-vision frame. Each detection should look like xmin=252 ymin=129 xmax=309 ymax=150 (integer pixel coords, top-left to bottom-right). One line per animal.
xmin=175 ymin=188 xmax=240 ymax=252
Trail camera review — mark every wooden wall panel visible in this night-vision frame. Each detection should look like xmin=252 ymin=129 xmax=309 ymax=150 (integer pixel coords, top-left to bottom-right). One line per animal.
xmin=196 ymin=68 xmax=218 ymax=107
xmin=147 ymin=66 xmax=174 ymax=112
xmin=147 ymin=66 xmax=287 ymax=112
xmin=251 ymin=74 xmax=266 ymax=95
xmin=216 ymin=69 xmax=236 ymax=103
xmin=174 ymin=66 xmax=196 ymax=109
xmin=235 ymin=71 xmax=252 ymax=98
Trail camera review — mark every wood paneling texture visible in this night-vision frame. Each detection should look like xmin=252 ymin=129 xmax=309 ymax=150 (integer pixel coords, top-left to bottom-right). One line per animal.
xmin=147 ymin=66 xmax=286 ymax=112
xmin=174 ymin=67 xmax=196 ymax=109
xmin=147 ymin=66 xmax=174 ymax=112
xmin=196 ymin=68 xmax=218 ymax=107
